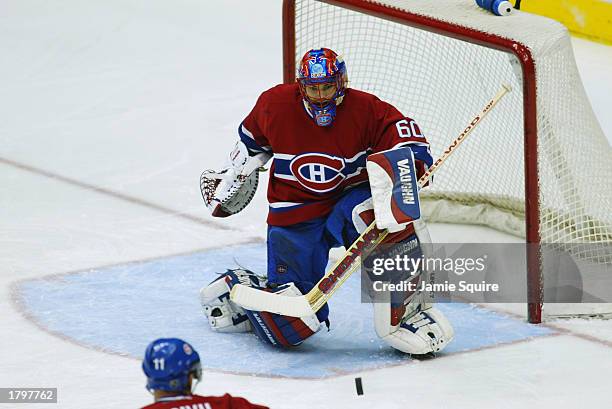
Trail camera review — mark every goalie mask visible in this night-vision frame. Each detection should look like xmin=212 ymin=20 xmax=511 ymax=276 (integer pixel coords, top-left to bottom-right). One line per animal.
xmin=297 ymin=48 xmax=347 ymax=127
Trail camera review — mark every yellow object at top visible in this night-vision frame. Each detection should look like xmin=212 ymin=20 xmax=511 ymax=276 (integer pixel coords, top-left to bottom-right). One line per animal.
xmin=521 ymin=0 xmax=612 ymax=44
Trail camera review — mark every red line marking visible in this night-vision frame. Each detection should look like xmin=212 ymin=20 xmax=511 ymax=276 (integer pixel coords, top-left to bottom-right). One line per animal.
xmin=0 ymin=156 xmax=238 ymax=231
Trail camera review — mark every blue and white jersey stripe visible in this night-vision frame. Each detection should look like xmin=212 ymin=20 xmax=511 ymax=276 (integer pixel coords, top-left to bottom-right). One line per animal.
xmin=238 ymin=122 xmax=271 ymax=154
xmin=271 ymin=149 xmax=370 ymax=192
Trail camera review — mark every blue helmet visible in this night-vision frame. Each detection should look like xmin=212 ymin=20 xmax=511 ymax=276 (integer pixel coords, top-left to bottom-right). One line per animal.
xmin=297 ymin=48 xmax=347 ymax=127
xmin=142 ymin=338 xmax=202 ymax=393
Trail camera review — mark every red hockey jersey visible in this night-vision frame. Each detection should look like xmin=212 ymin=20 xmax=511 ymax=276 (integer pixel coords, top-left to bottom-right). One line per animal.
xmin=239 ymin=83 xmax=430 ymax=226
xmin=141 ymin=393 xmax=269 ymax=409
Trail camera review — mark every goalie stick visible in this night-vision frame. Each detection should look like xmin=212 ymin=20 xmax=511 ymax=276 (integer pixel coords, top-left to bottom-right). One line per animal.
xmin=230 ymin=84 xmax=512 ymax=317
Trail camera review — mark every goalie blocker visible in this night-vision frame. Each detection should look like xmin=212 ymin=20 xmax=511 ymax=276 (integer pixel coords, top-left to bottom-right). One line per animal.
xmin=366 ymin=147 xmax=422 ymax=232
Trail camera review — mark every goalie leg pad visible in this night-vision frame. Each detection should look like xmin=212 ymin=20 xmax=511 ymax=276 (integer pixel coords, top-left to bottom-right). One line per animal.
xmin=378 ymin=305 xmax=455 ymax=355
xmin=224 ymin=278 xmax=322 ymax=348
xmin=371 ymin=221 xmax=454 ymax=354
xmin=199 ymin=269 xmax=266 ymax=333
xmin=202 ymin=270 xmax=321 ymax=346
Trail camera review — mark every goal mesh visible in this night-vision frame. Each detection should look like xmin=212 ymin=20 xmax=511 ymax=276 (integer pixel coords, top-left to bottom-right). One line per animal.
xmin=287 ymin=0 xmax=612 ymax=320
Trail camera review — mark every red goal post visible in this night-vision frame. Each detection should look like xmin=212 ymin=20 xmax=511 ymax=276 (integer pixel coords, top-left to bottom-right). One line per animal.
xmin=282 ymin=0 xmax=612 ymax=323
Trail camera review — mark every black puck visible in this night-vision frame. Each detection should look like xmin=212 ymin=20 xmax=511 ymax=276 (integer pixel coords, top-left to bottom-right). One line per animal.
xmin=355 ymin=377 xmax=363 ymax=396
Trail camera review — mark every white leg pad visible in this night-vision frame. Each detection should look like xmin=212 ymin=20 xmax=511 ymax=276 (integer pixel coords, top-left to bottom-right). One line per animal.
xmin=379 ymin=306 xmax=454 ymax=354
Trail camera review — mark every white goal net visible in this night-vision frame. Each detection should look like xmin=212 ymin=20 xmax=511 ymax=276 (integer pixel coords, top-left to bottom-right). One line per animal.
xmin=285 ymin=0 xmax=612 ymax=322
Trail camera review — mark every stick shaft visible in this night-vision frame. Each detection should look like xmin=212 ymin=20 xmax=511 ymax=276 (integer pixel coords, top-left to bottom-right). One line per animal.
xmin=418 ymin=84 xmax=512 ymax=187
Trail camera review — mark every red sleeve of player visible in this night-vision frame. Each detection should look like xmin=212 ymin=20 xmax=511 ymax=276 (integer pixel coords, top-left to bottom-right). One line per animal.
xmin=239 ymin=93 xmax=273 ymax=155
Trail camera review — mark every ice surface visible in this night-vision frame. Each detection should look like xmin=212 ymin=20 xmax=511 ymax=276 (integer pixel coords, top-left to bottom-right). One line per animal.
xmin=1 ymin=1 xmax=611 ymax=408
xmin=14 ymin=243 xmax=553 ymax=378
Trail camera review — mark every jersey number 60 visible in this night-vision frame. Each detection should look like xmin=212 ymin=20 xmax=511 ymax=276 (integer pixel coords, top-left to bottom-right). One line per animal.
xmin=396 ymin=119 xmax=422 ymax=138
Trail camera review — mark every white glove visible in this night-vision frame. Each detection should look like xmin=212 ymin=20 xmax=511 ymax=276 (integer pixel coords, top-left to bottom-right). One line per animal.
xmin=201 ymin=141 xmax=271 ymax=217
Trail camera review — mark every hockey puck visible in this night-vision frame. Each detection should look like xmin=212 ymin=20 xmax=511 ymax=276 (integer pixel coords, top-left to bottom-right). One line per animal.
xmin=355 ymin=377 xmax=363 ymax=396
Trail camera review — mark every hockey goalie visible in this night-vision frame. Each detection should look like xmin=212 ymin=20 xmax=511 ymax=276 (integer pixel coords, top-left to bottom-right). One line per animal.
xmin=199 ymin=48 xmax=454 ymax=355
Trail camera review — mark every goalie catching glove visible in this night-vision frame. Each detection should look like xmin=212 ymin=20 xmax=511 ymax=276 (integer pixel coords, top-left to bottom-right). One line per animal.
xmin=200 ymin=141 xmax=271 ymax=217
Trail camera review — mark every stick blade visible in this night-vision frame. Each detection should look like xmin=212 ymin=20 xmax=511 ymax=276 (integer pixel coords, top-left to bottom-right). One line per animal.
xmin=230 ymin=284 xmax=315 ymax=317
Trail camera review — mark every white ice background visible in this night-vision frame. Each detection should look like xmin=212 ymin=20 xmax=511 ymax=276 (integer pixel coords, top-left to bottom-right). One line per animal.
xmin=1 ymin=1 xmax=611 ymax=408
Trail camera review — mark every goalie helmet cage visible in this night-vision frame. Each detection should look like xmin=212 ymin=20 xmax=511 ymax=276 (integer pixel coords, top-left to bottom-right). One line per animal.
xmin=282 ymin=0 xmax=612 ymax=323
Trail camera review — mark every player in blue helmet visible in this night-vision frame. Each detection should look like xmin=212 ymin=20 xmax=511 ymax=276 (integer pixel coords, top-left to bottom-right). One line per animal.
xmin=296 ymin=48 xmax=347 ymax=126
xmin=142 ymin=338 xmax=202 ymax=395
xmin=141 ymin=338 xmax=268 ymax=409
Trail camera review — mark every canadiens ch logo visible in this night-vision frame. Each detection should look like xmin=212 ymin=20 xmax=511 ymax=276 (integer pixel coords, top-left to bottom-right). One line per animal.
xmin=289 ymin=153 xmax=346 ymax=193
